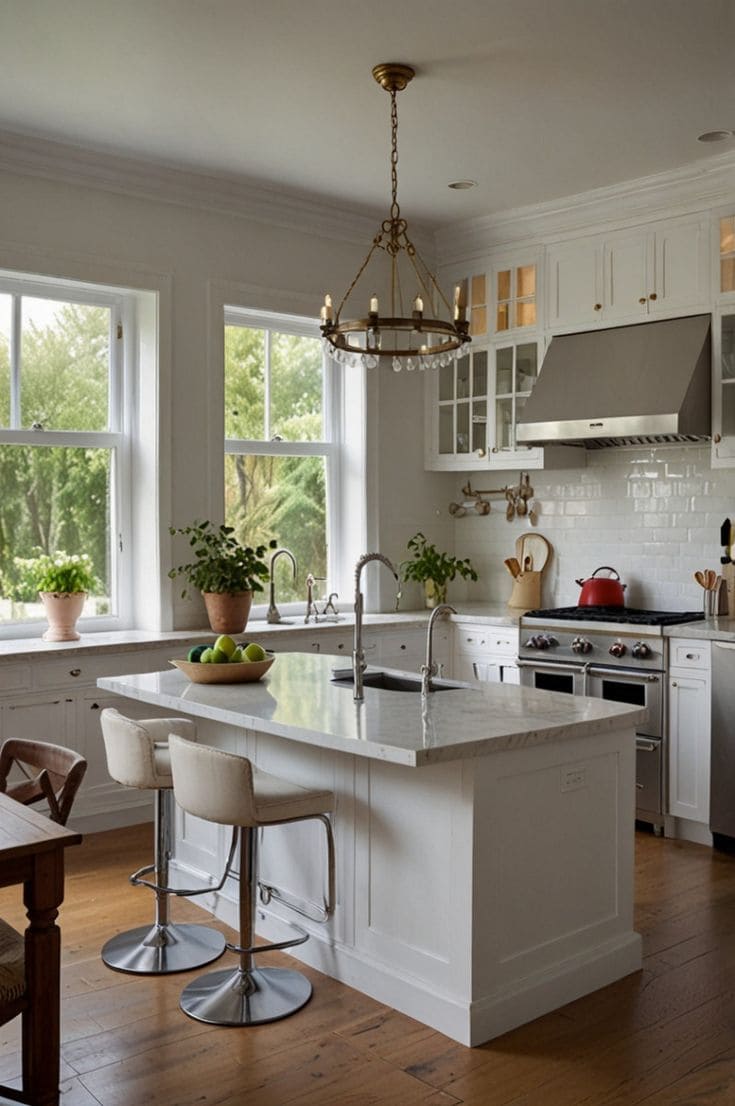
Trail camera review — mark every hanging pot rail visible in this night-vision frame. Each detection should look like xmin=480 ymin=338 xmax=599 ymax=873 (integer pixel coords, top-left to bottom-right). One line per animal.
xmin=448 ymin=473 xmax=538 ymax=523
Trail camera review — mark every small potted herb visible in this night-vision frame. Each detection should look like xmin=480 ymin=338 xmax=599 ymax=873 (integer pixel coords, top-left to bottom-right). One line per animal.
xmin=399 ymin=532 xmax=478 ymax=608
xmin=25 ymin=552 xmax=99 ymax=641
xmin=169 ymin=520 xmax=277 ymax=633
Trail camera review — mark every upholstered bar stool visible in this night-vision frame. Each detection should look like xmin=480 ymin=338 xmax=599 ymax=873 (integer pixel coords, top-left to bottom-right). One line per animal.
xmin=99 ymin=708 xmax=228 ymax=975
xmin=168 ymin=733 xmax=335 ymax=1026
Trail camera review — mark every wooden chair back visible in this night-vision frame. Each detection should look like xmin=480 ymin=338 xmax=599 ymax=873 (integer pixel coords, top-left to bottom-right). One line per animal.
xmin=0 ymin=738 xmax=87 ymax=825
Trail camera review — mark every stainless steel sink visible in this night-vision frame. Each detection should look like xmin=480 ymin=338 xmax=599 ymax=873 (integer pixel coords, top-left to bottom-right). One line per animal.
xmin=330 ymin=668 xmax=462 ymax=693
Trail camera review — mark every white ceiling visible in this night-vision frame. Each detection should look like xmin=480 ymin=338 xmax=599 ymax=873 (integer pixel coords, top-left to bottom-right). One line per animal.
xmin=2 ymin=0 xmax=735 ymax=230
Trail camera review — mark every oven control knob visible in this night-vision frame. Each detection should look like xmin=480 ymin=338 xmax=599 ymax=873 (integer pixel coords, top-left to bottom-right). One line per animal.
xmin=632 ymin=641 xmax=651 ymax=660
xmin=523 ymin=636 xmax=539 ymax=649
xmin=571 ymin=636 xmax=592 ymax=655
xmin=609 ymin=640 xmax=627 ymax=658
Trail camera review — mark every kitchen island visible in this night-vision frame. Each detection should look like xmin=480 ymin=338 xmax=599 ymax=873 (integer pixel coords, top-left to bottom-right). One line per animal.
xmin=99 ymin=652 xmax=645 ymax=1046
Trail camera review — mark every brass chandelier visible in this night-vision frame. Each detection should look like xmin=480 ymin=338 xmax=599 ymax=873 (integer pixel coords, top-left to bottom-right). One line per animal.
xmin=319 ymin=63 xmax=471 ymax=372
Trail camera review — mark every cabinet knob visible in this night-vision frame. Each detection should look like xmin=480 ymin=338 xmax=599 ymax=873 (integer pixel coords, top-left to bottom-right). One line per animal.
xmin=400 ymin=644 xmax=407 ymax=650
xmin=649 ymin=292 xmax=657 ymax=301
xmin=69 ymin=668 xmax=81 ymax=677
xmin=714 ymin=432 xmax=722 ymax=444
xmin=476 ymin=448 xmax=486 ymax=458
xmin=491 ymin=446 xmax=499 ymax=453
xmin=594 ymin=303 xmax=602 ymax=311
xmin=638 ymin=297 xmax=647 ymax=305
xmin=672 ymin=681 xmax=678 ymax=687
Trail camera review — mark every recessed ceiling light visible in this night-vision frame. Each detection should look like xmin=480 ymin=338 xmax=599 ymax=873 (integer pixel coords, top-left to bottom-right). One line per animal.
xmin=697 ymin=130 xmax=733 ymax=143
xmin=448 ymin=180 xmax=477 ymax=190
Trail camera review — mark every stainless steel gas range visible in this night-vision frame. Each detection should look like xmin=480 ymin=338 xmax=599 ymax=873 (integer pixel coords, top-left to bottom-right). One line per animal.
xmin=518 ymin=606 xmax=705 ymax=832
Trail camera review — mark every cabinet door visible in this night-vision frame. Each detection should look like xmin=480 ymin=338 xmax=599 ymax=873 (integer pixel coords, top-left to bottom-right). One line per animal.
xmin=652 ymin=217 xmax=709 ymax=314
xmin=488 ymin=340 xmax=544 ymax=469
xmin=2 ymin=694 xmax=74 ymax=745
xmin=668 ymin=672 xmax=711 ymax=823
xmin=603 ymin=230 xmax=651 ymax=322
xmin=546 ymin=237 xmax=603 ymax=330
xmin=712 ymin=313 xmax=735 ymax=465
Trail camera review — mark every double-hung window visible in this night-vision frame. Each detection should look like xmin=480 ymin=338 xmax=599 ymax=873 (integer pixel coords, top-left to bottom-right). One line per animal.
xmin=0 ymin=273 xmax=130 ymax=632
xmin=224 ymin=308 xmax=338 ymax=606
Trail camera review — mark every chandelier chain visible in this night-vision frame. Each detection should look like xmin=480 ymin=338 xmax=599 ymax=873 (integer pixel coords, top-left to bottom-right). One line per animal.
xmin=390 ymin=89 xmax=400 ymax=225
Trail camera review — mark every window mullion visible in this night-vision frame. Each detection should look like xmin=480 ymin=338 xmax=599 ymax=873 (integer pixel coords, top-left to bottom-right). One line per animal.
xmin=264 ymin=328 xmax=271 ymax=440
xmin=10 ymin=294 xmax=21 ymax=428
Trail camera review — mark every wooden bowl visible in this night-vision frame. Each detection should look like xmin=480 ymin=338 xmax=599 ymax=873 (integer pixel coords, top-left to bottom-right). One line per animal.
xmin=170 ymin=654 xmax=275 ymax=684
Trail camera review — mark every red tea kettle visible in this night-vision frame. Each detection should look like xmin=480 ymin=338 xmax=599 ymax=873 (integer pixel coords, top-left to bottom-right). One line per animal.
xmin=575 ymin=567 xmax=626 ymax=607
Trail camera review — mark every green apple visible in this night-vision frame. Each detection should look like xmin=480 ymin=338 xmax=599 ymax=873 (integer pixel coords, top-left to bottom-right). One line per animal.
xmin=199 ymin=647 xmax=215 ymax=664
xmin=230 ymin=647 xmax=243 ymax=663
xmin=243 ymin=642 xmax=266 ymax=662
xmin=210 ymin=647 xmax=229 ymax=664
xmin=187 ymin=644 xmax=209 ymax=663
xmin=214 ymin=634 xmax=237 ymax=659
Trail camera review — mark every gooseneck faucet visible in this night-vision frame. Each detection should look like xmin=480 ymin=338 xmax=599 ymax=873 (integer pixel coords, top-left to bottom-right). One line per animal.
xmin=420 ymin=604 xmax=457 ymax=696
xmin=267 ymin=548 xmax=297 ymax=624
xmin=353 ymin=553 xmax=401 ymax=702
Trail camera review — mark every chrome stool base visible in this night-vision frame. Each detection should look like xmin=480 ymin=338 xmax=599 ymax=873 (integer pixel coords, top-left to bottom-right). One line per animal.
xmin=102 ymin=922 xmax=226 ymax=975
xmin=180 ymin=965 xmax=312 ymax=1026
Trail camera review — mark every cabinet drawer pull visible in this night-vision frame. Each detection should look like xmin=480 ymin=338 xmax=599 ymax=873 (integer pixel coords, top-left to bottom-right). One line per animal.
xmin=638 ymin=297 xmax=647 ymax=304
xmin=69 ymin=668 xmax=81 ymax=677
xmin=685 ymin=653 xmax=697 ymax=660
xmin=90 ymin=702 xmax=100 ymax=710
xmin=672 ymin=681 xmax=678 ymax=687
xmin=649 ymin=292 xmax=657 ymax=301
xmin=594 ymin=303 xmax=602 ymax=311
xmin=400 ymin=644 xmax=407 ymax=650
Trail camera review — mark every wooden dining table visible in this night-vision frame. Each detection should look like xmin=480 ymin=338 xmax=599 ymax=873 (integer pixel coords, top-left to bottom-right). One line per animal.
xmin=0 ymin=791 xmax=81 ymax=1106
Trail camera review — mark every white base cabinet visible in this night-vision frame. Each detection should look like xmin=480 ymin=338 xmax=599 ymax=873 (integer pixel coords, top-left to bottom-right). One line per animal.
xmin=454 ymin=622 xmax=518 ymax=684
xmin=667 ymin=639 xmax=711 ymax=827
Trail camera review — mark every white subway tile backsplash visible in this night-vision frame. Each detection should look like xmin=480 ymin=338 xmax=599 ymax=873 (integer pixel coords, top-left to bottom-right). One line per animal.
xmin=454 ymin=446 xmax=735 ymax=612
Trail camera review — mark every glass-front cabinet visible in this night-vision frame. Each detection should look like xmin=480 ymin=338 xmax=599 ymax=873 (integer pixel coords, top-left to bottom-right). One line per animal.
xmin=488 ymin=340 xmax=542 ymax=467
xmin=712 ymin=312 xmax=735 ymax=465
xmin=434 ymin=346 xmax=489 ymax=467
xmin=494 ymin=263 xmax=537 ymax=334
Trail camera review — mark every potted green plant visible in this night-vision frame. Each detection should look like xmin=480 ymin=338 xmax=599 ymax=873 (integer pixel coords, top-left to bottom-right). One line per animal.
xmin=169 ymin=520 xmax=277 ymax=634
xmin=24 ymin=551 xmax=99 ymax=641
xmin=399 ymin=532 xmax=478 ymax=609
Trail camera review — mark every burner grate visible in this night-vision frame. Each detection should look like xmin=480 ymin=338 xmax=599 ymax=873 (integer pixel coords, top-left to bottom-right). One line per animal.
xmin=523 ymin=606 xmax=705 ymax=627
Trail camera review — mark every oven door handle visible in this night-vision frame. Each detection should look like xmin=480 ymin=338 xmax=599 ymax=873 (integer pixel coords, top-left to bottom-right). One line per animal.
xmin=586 ymin=666 xmax=660 ymax=683
xmin=516 ymin=660 xmax=584 ymax=673
xmin=635 ymin=738 xmax=659 ymax=752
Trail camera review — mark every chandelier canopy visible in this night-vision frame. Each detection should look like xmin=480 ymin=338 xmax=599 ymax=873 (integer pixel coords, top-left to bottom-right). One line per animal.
xmin=319 ymin=63 xmax=471 ymax=373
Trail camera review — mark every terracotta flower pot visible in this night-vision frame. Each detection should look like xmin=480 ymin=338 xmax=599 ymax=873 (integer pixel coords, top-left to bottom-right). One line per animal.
xmin=202 ymin=591 xmax=253 ymax=635
xmin=40 ymin=591 xmax=87 ymax=642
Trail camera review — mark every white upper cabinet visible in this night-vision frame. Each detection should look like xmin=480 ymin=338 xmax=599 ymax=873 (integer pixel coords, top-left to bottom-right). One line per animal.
xmin=546 ymin=214 xmax=710 ymax=333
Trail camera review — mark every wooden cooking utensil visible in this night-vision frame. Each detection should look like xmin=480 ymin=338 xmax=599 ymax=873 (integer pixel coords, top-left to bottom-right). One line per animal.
xmin=515 ymin=533 xmax=552 ymax=574
xmin=694 ymin=570 xmax=706 ymax=588
xmin=504 ymin=557 xmax=521 ymax=578
xmin=706 ymin=569 xmax=717 ymax=590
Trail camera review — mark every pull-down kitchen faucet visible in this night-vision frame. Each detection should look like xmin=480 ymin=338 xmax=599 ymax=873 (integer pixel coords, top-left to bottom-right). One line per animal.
xmin=353 ymin=553 xmax=401 ymax=701
xmin=421 ymin=604 xmax=456 ymax=696
xmin=267 ymin=548 xmax=297 ymax=624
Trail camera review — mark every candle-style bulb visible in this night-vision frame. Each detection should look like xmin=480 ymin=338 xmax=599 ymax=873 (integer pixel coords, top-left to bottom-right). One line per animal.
xmin=413 ymin=295 xmax=424 ymax=312
xmin=369 ymin=294 xmax=379 ymax=314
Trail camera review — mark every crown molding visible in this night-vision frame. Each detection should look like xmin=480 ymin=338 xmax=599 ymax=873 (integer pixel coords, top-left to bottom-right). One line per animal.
xmin=435 ymin=151 xmax=735 ymax=265
xmin=0 ymin=129 xmax=402 ymax=249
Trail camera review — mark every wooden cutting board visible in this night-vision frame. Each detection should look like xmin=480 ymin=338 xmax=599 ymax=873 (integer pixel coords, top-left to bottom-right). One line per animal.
xmin=515 ymin=533 xmax=552 ymax=574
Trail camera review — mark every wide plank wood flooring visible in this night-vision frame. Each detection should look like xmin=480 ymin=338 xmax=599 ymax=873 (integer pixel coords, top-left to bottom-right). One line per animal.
xmin=1 ymin=826 xmax=735 ymax=1104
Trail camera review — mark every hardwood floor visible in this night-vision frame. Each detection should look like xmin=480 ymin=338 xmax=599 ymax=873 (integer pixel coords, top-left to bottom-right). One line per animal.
xmin=1 ymin=826 xmax=735 ymax=1105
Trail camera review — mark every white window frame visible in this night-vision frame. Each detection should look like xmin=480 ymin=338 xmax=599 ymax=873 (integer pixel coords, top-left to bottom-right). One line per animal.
xmin=223 ymin=305 xmax=342 ymax=619
xmin=0 ymin=269 xmax=134 ymax=638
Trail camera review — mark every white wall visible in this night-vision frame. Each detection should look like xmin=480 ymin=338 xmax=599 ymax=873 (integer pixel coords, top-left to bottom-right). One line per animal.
xmin=0 ymin=157 xmax=452 ymax=624
xmin=452 ymin=445 xmax=735 ymax=612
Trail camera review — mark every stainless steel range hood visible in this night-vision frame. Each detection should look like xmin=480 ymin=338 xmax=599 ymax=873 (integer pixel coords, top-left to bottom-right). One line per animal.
xmin=516 ymin=314 xmax=711 ymax=448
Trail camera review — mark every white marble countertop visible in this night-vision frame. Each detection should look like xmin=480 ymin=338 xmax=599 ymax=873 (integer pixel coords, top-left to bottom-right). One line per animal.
xmin=664 ymin=618 xmax=735 ymax=642
xmin=98 ymin=651 xmax=644 ymax=768
xmin=0 ymin=604 xmax=520 ymax=662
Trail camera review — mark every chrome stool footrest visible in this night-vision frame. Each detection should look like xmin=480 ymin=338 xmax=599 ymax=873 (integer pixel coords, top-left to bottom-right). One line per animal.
xmin=225 ymin=915 xmax=309 ymax=957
